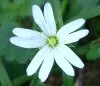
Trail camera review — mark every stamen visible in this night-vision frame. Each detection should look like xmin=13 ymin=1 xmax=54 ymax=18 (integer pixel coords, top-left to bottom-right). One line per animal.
xmin=47 ymin=36 xmax=58 ymax=47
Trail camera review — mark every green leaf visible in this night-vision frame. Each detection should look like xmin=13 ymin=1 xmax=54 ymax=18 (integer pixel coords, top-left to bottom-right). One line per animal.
xmin=0 ymin=0 xmax=45 ymax=19
xmin=4 ymin=43 xmax=37 ymax=63
xmin=76 ymin=45 xmax=89 ymax=56
xmin=86 ymin=38 xmax=100 ymax=60
xmin=87 ymin=47 xmax=100 ymax=60
xmin=77 ymin=5 xmax=100 ymax=19
xmin=0 ymin=21 xmax=38 ymax=63
xmin=15 ymin=0 xmax=45 ymax=17
xmin=0 ymin=58 xmax=13 ymax=86
xmin=81 ymin=0 xmax=99 ymax=8
xmin=67 ymin=0 xmax=100 ymax=19
xmin=0 ymin=22 xmax=17 ymax=56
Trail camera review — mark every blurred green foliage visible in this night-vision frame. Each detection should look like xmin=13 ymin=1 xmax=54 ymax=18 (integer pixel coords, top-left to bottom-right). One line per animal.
xmin=0 ymin=0 xmax=100 ymax=86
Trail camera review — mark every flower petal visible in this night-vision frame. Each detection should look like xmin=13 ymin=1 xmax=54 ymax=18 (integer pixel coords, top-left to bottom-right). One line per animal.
xmin=44 ymin=3 xmax=56 ymax=35
xmin=13 ymin=28 xmax=47 ymax=39
xmin=57 ymin=18 xmax=85 ymax=37
xmin=60 ymin=44 xmax=84 ymax=68
xmin=26 ymin=45 xmax=48 ymax=76
xmin=32 ymin=5 xmax=49 ymax=35
xmin=10 ymin=36 xmax=46 ymax=48
xmin=54 ymin=47 xmax=74 ymax=76
xmin=59 ymin=29 xmax=89 ymax=44
xmin=66 ymin=29 xmax=89 ymax=44
xmin=39 ymin=48 xmax=54 ymax=82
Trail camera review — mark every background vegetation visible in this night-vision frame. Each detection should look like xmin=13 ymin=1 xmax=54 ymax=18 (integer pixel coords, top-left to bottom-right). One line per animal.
xmin=0 ymin=0 xmax=100 ymax=86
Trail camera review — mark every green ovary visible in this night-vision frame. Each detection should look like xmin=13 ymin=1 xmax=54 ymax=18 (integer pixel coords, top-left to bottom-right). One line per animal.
xmin=47 ymin=36 xmax=58 ymax=47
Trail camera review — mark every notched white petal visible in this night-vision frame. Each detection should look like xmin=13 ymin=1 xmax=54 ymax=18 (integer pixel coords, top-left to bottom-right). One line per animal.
xmin=54 ymin=48 xmax=74 ymax=76
xmin=10 ymin=37 xmax=46 ymax=48
xmin=44 ymin=2 xmax=56 ymax=35
xmin=60 ymin=45 xmax=84 ymax=68
xmin=64 ymin=29 xmax=89 ymax=44
xmin=39 ymin=48 xmax=54 ymax=82
xmin=32 ymin=5 xmax=49 ymax=35
xmin=26 ymin=45 xmax=48 ymax=76
xmin=13 ymin=28 xmax=47 ymax=39
xmin=57 ymin=18 xmax=85 ymax=40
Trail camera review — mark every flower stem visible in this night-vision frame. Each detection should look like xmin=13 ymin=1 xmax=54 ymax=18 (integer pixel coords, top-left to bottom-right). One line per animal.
xmin=61 ymin=0 xmax=68 ymax=16
xmin=51 ymin=0 xmax=63 ymax=28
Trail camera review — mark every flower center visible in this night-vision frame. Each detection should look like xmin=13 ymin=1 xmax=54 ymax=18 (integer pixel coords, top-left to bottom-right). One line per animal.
xmin=47 ymin=36 xmax=58 ymax=47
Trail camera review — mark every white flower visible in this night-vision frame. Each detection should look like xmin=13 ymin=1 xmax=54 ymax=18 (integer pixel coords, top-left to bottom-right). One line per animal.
xmin=10 ymin=2 xmax=89 ymax=82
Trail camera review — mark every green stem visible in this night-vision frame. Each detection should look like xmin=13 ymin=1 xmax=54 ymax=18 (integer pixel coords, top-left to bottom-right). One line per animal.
xmin=51 ymin=0 xmax=63 ymax=28
xmin=61 ymin=0 xmax=68 ymax=16
xmin=0 ymin=58 xmax=13 ymax=86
